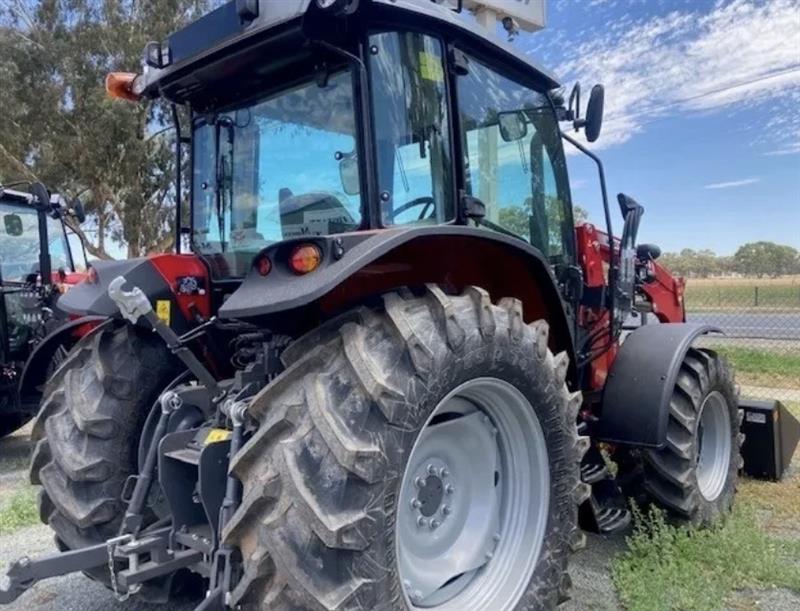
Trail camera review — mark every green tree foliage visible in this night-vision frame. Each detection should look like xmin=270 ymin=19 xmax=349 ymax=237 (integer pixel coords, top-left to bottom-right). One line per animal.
xmin=0 ymin=1 xmax=213 ymax=258
xmin=660 ymin=242 xmax=799 ymax=278
xmin=733 ymin=242 xmax=800 ymax=278
xmin=497 ymin=202 xmax=588 ymax=239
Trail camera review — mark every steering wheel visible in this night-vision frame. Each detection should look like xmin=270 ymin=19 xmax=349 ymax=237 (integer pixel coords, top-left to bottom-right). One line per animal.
xmin=389 ymin=196 xmax=436 ymax=222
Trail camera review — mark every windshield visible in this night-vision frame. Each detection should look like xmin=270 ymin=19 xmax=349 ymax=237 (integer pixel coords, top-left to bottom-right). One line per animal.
xmin=0 ymin=202 xmax=71 ymax=281
xmin=191 ymin=69 xmax=363 ymax=278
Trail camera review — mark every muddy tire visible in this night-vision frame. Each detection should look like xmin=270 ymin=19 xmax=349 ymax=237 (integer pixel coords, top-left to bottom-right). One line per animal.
xmin=224 ymin=285 xmax=588 ymax=610
xmin=30 ymin=322 xmax=178 ymax=590
xmin=621 ymin=347 xmax=742 ymax=525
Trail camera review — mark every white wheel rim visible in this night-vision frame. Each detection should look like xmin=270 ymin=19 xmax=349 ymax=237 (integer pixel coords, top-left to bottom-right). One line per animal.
xmin=396 ymin=378 xmax=550 ymax=610
xmin=696 ymin=391 xmax=731 ymax=501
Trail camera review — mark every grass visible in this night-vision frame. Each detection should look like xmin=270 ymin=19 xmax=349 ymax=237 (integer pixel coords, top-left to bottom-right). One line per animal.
xmin=612 ymin=504 xmax=800 ymax=611
xmin=714 ymin=346 xmax=800 ymax=389
xmin=685 ymin=276 xmax=800 ymax=311
xmin=0 ymin=486 xmax=39 ymax=535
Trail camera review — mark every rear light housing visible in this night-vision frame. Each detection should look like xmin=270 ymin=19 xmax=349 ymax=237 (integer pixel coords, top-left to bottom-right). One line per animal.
xmin=255 ymin=255 xmax=272 ymax=277
xmin=289 ymin=244 xmax=322 ymax=275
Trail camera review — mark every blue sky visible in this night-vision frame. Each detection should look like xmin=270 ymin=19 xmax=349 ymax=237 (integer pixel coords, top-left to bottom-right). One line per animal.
xmin=520 ymin=0 xmax=800 ymax=255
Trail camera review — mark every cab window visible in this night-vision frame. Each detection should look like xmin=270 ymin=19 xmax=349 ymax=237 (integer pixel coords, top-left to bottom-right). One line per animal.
xmin=456 ymin=55 xmax=575 ymax=262
xmin=369 ymin=31 xmax=453 ymax=226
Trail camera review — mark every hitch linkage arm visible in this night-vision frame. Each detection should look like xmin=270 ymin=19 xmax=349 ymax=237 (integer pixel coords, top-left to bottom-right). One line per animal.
xmin=0 ymin=544 xmax=109 ymax=604
xmin=108 ymin=276 xmax=222 ymax=398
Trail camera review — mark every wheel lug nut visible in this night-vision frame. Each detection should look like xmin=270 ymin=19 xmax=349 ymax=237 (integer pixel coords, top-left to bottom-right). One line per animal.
xmin=442 ymin=505 xmax=451 ymax=515
xmin=439 ymin=467 xmax=449 ymax=478
xmin=417 ymin=516 xmax=427 ymax=528
xmin=445 ymin=484 xmax=454 ymax=495
xmin=415 ymin=476 xmax=425 ymax=488
xmin=493 ymin=532 xmax=501 ymax=542
xmin=430 ymin=519 xmax=440 ymax=529
xmin=485 ymin=551 xmax=494 ymax=560
xmin=411 ymin=498 xmax=421 ymax=509
xmin=427 ymin=464 xmax=437 ymax=475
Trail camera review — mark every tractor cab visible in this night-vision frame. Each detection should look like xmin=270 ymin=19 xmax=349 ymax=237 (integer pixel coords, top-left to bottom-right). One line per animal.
xmin=0 ymin=184 xmax=86 ymax=353
xmin=0 ymin=182 xmax=87 ymax=437
xmin=126 ymin=0 xmax=576 ymax=283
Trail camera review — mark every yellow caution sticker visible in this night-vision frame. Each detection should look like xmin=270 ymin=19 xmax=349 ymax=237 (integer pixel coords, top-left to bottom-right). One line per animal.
xmin=156 ymin=300 xmax=171 ymax=325
xmin=205 ymin=429 xmax=231 ymax=445
xmin=419 ymin=52 xmax=444 ymax=82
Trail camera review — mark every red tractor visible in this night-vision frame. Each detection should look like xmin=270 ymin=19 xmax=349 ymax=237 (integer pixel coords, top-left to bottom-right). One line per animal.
xmin=2 ymin=1 xmax=793 ymax=609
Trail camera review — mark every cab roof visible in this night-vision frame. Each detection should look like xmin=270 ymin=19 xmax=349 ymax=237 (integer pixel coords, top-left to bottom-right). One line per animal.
xmin=139 ymin=0 xmax=561 ymax=103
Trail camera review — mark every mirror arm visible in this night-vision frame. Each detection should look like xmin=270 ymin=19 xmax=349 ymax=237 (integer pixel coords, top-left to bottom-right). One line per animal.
xmin=560 ymin=130 xmax=615 ymax=344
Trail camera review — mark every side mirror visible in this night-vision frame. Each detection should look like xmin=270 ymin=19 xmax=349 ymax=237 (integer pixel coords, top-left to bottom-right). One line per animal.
xmin=338 ymin=155 xmax=360 ymax=196
xmin=3 ymin=214 xmax=23 ymax=237
xmin=584 ymin=84 xmax=605 ymax=143
xmin=498 ymin=111 xmax=528 ymax=142
xmin=71 ymin=199 xmax=86 ymax=224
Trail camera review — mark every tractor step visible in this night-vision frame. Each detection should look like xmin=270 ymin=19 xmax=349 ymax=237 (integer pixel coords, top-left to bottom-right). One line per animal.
xmin=580 ymin=462 xmax=610 ymax=485
xmin=594 ymin=506 xmax=632 ymax=534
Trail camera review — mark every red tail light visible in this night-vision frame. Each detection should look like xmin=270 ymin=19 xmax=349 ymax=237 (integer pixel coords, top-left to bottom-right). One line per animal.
xmin=255 ymin=255 xmax=272 ymax=277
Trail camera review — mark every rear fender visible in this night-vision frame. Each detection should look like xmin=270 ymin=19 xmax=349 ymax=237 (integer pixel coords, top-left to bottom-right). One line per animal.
xmin=596 ymin=323 xmax=721 ymax=447
xmin=57 ymin=255 xmax=210 ymax=333
xmin=219 ymin=226 xmax=576 ymax=379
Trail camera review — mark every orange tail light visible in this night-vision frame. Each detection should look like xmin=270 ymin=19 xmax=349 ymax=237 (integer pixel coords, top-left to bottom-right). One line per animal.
xmin=105 ymin=72 xmax=141 ymax=102
xmin=289 ymin=244 xmax=322 ymax=275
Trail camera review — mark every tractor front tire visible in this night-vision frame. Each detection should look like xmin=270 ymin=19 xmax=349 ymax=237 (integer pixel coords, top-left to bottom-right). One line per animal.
xmin=30 ymin=322 xmax=178 ymax=591
xmin=224 ymin=286 xmax=589 ymax=610
xmin=623 ymin=347 xmax=742 ymax=525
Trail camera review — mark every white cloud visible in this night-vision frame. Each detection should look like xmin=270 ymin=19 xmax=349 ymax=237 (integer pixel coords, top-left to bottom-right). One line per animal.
xmin=764 ymin=145 xmax=800 ymax=156
xmin=703 ymin=177 xmax=760 ymax=189
xmin=539 ymin=0 xmax=800 ymax=150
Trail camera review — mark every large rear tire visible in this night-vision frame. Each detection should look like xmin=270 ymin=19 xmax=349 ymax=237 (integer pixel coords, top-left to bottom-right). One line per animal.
xmin=224 ymin=286 xmax=589 ymax=610
xmin=29 ymin=322 xmax=179 ymax=592
xmin=620 ymin=347 xmax=742 ymax=525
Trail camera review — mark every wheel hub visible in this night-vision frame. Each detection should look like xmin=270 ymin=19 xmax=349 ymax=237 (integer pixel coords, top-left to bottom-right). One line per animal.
xmin=413 ymin=469 xmax=448 ymax=520
xmin=396 ymin=379 xmax=550 ymax=610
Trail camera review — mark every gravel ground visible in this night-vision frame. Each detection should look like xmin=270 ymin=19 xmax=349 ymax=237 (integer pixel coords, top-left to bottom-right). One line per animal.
xmin=1 ymin=425 xmax=797 ymax=611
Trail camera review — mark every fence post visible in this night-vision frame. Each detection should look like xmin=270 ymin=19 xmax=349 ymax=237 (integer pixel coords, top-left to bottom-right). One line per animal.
xmin=754 ymin=286 xmax=759 ymax=307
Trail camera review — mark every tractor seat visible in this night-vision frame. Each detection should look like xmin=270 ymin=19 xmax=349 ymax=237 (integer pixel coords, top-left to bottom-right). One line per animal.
xmin=637 ymin=243 xmax=661 ymax=261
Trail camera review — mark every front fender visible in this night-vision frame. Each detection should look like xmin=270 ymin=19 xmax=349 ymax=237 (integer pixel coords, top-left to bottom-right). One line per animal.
xmin=596 ymin=323 xmax=721 ymax=448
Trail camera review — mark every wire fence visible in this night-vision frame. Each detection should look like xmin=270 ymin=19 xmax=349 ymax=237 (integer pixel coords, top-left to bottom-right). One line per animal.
xmin=686 ymin=276 xmax=800 ymax=407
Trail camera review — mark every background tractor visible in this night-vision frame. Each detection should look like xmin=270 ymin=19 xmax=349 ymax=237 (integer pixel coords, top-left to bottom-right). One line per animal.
xmin=0 ymin=182 xmax=89 ymax=438
xmin=1 ymin=1 xmax=796 ymax=609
